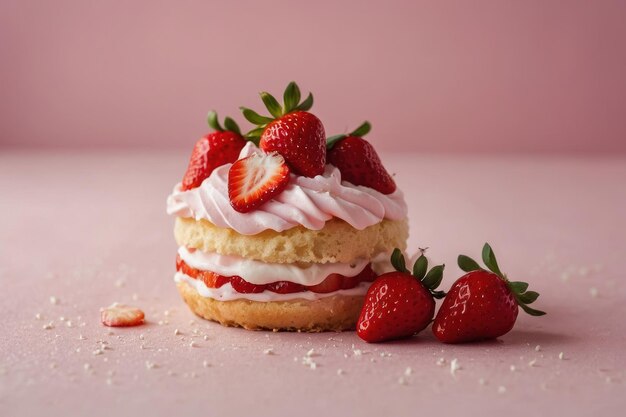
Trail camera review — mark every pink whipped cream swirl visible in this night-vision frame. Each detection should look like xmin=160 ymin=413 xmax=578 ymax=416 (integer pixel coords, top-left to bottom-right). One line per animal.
xmin=166 ymin=142 xmax=407 ymax=235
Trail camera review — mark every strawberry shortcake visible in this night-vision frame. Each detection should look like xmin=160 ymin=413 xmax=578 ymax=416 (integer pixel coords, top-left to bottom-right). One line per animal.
xmin=167 ymin=82 xmax=408 ymax=331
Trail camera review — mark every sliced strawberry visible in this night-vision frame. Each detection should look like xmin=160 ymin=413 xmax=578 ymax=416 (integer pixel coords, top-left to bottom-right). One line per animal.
xmin=307 ymin=273 xmax=343 ymax=293
xmin=228 ymin=152 xmax=290 ymax=213
xmin=101 ymin=303 xmax=145 ymax=327
xmin=341 ymin=264 xmax=377 ymax=289
xmin=198 ymin=270 xmax=229 ymax=289
xmin=181 ymin=112 xmax=247 ymax=191
xmin=327 ymin=122 xmax=396 ymax=194
xmin=229 ymin=276 xmax=267 ymax=293
xmin=266 ymin=281 xmax=305 ymax=294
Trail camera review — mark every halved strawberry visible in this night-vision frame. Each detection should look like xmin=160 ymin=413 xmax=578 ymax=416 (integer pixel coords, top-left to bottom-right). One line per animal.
xmin=198 ymin=270 xmax=230 ymax=289
xmin=228 ymin=152 xmax=290 ymax=213
xmin=181 ymin=112 xmax=247 ymax=191
xmin=101 ymin=303 xmax=145 ymax=327
xmin=341 ymin=264 xmax=378 ymax=289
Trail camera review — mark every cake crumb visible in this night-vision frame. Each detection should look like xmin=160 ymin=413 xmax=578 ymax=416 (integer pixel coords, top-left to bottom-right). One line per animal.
xmin=43 ymin=322 xmax=55 ymax=330
xmin=498 ymin=385 xmax=507 ymax=394
xmin=145 ymin=361 xmax=157 ymax=370
xmin=66 ymin=320 xmax=73 ymax=328
xmin=305 ymin=348 xmax=317 ymax=357
xmin=83 ymin=363 xmax=92 ymax=371
xmin=353 ymin=349 xmax=363 ymax=356
xmin=528 ymin=359 xmax=538 ymax=367
xmin=139 ymin=334 xmax=145 ymax=340
xmin=203 ymin=335 xmax=209 ymax=341
xmin=78 ymin=334 xmax=86 ymax=340
xmin=510 ymin=365 xmax=517 ymax=372
xmin=263 ymin=348 xmax=274 ymax=355
xmin=189 ymin=341 xmax=198 ymax=348
xmin=450 ymin=358 xmax=461 ymax=375
xmin=404 ymin=367 xmax=413 ymax=376
xmin=174 ymin=328 xmax=181 ymax=336
xmin=558 ymin=352 xmax=565 ymax=360
xmin=534 ymin=345 xmax=541 ymax=352
xmin=398 ymin=376 xmax=407 ymax=385
xmin=436 ymin=357 xmax=446 ymax=366
xmin=478 ymin=378 xmax=487 ymax=385
xmin=50 ymin=296 xmax=59 ymax=305
xmin=337 ymin=369 xmax=345 ymax=376
xmin=203 ymin=360 xmax=211 ymax=368
xmin=35 ymin=313 xmax=43 ymax=320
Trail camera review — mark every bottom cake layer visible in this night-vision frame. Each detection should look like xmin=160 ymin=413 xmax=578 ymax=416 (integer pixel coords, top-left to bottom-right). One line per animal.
xmin=176 ymin=280 xmax=366 ymax=332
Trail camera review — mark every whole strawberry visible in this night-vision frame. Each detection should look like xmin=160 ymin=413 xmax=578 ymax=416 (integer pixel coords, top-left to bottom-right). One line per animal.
xmin=433 ymin=243 xmax=546 ymax=344
xmin=181 ymin=112 xmax=247 ymax=190
xmin=327 ymin=122 xmax=396 ymax=194
xmin=357 ymin=249 xmax=446 ymax=343
xmin=240 ymin=82 xmax=326 ymax=177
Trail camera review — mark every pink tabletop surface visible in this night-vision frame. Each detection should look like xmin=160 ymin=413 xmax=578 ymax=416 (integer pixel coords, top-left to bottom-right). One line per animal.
xmin=0 ymin=150 xmax=624 ymax=417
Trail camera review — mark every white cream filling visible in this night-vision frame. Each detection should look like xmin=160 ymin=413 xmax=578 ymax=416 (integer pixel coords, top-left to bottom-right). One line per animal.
xmin=174 ymin=272 xmax=371 ymax=302
xmin=179 ymin=246 xmax=377 ymax=286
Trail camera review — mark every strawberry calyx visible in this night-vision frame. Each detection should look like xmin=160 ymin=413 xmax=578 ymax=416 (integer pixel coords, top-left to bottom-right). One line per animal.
xmin=207 ymin=110 xmax=242 ymax=136
xmin=457 ymin=243 xmax=546 ymax=316
xmin=240 ymin=81 xmax=314 ymax=143
xmin=326 ymin=121 xmax=371 ymax=150
xmin=390 ymin=248 xmax=446 ymax=299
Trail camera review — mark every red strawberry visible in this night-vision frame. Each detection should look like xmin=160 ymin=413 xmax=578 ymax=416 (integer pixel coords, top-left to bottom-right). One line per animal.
xmin=181 ymin=112 xmax=247 ymax=191
xmin=241 ymin=82 xmax=326 ymax=177
xmin=228 ymin=152 xmax=290 ymax=213
xmin=327 ymin=122 xmax=396 ymax=194
xmin=198 ymin=270 xmax=230 ymax=289
xmin=266 ymin=281 xmax=305 ymax=294
xmin=100 ymin=303 xmax=145 ymax=327
xmin=307 ymin=273 xmax=343 ymax=293
xmin=229 ymin=276 xmax=267 ymax=294
xmin=433 ymin=243 xmax=546 ymax=344
xmin=357 ymin=249 xmax=446 ymax=343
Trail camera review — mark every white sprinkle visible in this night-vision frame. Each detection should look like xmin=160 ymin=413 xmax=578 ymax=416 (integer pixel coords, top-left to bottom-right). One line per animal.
xmin=35 ymin=313 xmax=43 ymax=320
xmin=140 ymin=344 xmax=146 ymax=350
xmin=353 ymin=349 xmax=363 ymax=356
xmin=158 ymin=320 xmax=164 ymax=325
xmin=450 ymin=358 xmax=461 ymax=375
xmin=436 ymin=357 xmax=446 ymax=366
xmin=189 ymin=341 xmax=198 ymax=348
xmin=558 ymin=352 xmax=565 ymax=360
xmin=93 ymin=349 xmax=104 ymax=356
xmin=535 ymin=345 xmax=541 ymax=352
xmin=590 ymin=287 xmax=599 ymax=298
xmin=510 ymin=365 xmax=517 ymax=372
xmin=203 ymin=335 xmax=209 ymax=341
xmin=498 ymin=385 xmax=507 ymax=394
xmin=528 ymin=359 xmax=538 ymax=367
xmin=398 ymin=376 xmax=407 ymax=385
xmin=337 ymin=369 xmax=345 ymax=376
xmin=59 ymin=316 xmax=66 ymax=321
xmin=203 ymin=360 xmax=211 ymax=368
xmin=83 ymin=363 xmax=92 ymax=371
xmin=43 ymin=322 xmax=55 ymax=330
xmin=66 ymin=320 xmax=73 ymax=328
xmin=75 ymin=348 xmax=81 ymax=353
xmin=139 ymin=334 xmax=145 ymax=340
xmin=263 ymin=348 xmax=274 ymax=355
xmin=478 ymin=378 xmax=487 ymax=385
xmin=49 ymin=296 xmax=59 ymax=305
xmin=174 ymin=328 xmax=181 ymax=336
xmin=306 ymin=348 xmax=317 ymax=357
xmin=114 ymin=279 xmax=125 ymax=288
xmin=78 ymin=334 xmax=86 ymax=340
xmin=145 ymin=361 xmax=157 ymax=370
xmin=309 ymin=362 xmax=317 ymax=370
xmin=163 ymin=310 xmax=171 ymax=316
xmin=404 ymin=367 xmax=413 ymax=376
xmin=106 ymin=378 xmax=113 ymax=386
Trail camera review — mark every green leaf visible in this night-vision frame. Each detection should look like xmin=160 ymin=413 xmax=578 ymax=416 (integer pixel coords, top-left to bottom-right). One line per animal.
xmin=412 ymin=255 xmax=428 ymax=280
xmin=283 ymin=81 xmax=301 ymax=113
xmin=244 ymin=126 xmax=265 ymax=139
xmin=519 ymin=303 xmax=546 ymax=316
xmin=240 ymin=107 xmax=274 ymax=126
xmin=482 ymin=243 xmax=504 ymax=277
xmin=431 ymin=290 xmax=447 ymax=300
xmin=295 ymin=92 xmax=313 ymax=112
xmin=517 ymin=291 xmax=539 ymax=304
xmin=390 ymin=248 xmax=409 ymax=273
xmin=207 ymin=110 xmax=223 ymax=131
xmin=422 ymin=264 xmax=445 ymax=290
xmin=350 ymin=121 xmax=371 ymax=137
xmin=223 ymin=117 xmax=241 ymax=135
xmin=508 ymin=281 xmax=529 ymax=294
xmin=457 ymin=255 xmax=481 ymax=272
xmin=260 ymin=92 xmax=283 ymax=119
xmin=326 ymin=134 xmax=346 ymax=150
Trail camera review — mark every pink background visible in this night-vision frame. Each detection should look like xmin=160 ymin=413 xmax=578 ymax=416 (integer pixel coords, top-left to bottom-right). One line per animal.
xmin=1 ymin=0 xmax=626 ymax=153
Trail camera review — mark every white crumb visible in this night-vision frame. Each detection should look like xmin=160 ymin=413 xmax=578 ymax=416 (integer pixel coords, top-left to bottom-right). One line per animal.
xmin=478 ymin=378 xmax=487 ymax=385
xmin=510 ymin=365 xmax=517 ymax=372
xmin=203 ymin=335 xmax=209 ymax=341
xmin=590 ymin=287 xmax=599 ymax=298
xmin=353 ymin=349 xmax=363 ymax=356
xmin=535 ymin=345 xmax=541 ymax=352
xmin=35 ymin=313 xmax=43 ymax=320
xmin=528 ymin=359 xmax=538 ymax=367
xmin=145 ymin=361 xmax=157 ymax=370
xmin=337 ymin=369 xmax=345 ymax=376
xmin=174 ymin=328 xmax=181 ymax=336
xmin=404 ymin=367 xmax=413 ymax=376
xmin=263 ymin=348 xmax=274 ymax=355
xmin=66 ymin=320 xmax=73 ymax=328
xmin=436 ymin=357 xmax=446 ymax=366
xmin=203 ymin=360 xmax=211 ymax=368
xmin=498 ymin=385 xmax=507 ymax=394
xmin=83 ymin=363 xmax=92 ymax=371
xmin=450 ymin=358 xmax=461 ymax=375
xmin=558 ymin=352 xmax=565 ymax=360
xmin=49 ymin=296 xmax=59 ymax=305
xmin=43 ymin=322 xmax=55 ymax=330
xmin=189 ymin=341 xmax=198 ymax=348
xmin=306 ymin=348 xmax=317 ymax=357
xmin=398 ymin=376 xmax=407 ymax=385
xmin=78 ymin=334 xmax=86 ymax=340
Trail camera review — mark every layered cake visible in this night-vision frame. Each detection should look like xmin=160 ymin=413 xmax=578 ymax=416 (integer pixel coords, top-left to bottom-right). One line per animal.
xmin=166 ymin=82 xmax=408 ymax=331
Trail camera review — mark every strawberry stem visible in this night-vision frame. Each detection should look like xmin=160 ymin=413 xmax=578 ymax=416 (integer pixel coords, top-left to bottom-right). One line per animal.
xmin=456 ymin=243 xmax=546 ymax=316
xmin=326 ymin=121 xmax=372 ymax=150
xmin=208 ymin=111 xmax=242 ymax=135
xmin=390 ymin=248 xmax=446 ymax=298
